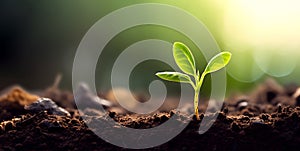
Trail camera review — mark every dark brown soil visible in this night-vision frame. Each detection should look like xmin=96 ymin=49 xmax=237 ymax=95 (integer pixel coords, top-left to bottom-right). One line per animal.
xmin=1 ymin=79 xmax=300 ymax=151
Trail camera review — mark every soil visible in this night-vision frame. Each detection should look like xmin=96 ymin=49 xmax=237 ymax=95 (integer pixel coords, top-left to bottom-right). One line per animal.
xmin=1 ymin=79 xmax=300 ymax=151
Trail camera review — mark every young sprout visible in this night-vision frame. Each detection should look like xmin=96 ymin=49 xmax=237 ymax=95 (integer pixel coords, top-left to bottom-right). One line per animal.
xmin=155 ymin=42 xmax=231 ymax=120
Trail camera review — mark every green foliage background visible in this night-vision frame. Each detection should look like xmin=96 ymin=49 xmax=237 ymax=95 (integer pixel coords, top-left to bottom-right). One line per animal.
xmin=0 ymin=1 xmax=299 ymax=96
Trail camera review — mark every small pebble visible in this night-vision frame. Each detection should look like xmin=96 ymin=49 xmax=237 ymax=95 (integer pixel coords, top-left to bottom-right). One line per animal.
xmin=25 ymin=98 xmax=70 ymax=116
xmin=236 ymin=100 xmax=248 ymax=111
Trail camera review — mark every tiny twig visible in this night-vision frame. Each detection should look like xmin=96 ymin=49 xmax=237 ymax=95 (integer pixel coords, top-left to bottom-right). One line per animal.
xmin=51 ymin=74 xmax=62 ymax=90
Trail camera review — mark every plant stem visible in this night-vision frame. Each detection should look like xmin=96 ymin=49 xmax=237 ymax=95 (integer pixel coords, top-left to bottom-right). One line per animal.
xmin=194 ymin=73 xmax=206 ymax=120
xmin=194 ymin=89 xmax=200 ymax=120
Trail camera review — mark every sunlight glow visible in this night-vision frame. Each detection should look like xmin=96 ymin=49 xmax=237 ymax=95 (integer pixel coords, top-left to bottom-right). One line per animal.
xmin=225 ymin=0 xmax=300 ymax=50
xmin=224 ymin=0 xmax=300 ymax=80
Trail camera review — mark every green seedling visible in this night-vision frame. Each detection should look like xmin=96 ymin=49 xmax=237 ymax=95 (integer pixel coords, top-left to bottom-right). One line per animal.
xmin=155 ymin=42 xmax=231 ymax=120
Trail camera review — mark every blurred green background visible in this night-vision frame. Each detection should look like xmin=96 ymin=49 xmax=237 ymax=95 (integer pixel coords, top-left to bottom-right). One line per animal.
xmin=1 ymin=0 xmax=299 ymax=95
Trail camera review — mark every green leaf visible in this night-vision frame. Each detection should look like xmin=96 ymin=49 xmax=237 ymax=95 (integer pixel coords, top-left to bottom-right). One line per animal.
xmin=204 ymin=51 xmax=232 ymax=74
xmin=173 ymin=42 xmax=196 ymax=75
xmin=155 ymin=72 xmax=191 ymax=83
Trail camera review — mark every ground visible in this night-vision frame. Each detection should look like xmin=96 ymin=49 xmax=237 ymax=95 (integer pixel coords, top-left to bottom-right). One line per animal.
xmin=1 ymin=79 xmax=300 ymax=151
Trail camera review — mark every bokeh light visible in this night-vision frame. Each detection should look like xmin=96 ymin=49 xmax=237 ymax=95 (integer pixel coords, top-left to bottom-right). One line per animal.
xmin=224 ymin=0 xmax=300 ymax=82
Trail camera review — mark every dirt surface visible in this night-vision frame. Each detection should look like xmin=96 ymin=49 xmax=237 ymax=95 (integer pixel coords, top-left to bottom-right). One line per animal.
xmin=1 ymin=79 xmax=300 ymax=150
